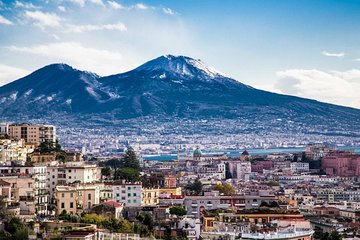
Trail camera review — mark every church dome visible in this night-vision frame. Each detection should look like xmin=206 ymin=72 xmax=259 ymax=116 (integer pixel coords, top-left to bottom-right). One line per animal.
xmin=193 ymin=147 xmax=202 ymax=157
xmin=241 ymin=150 xmax=249 ymax=156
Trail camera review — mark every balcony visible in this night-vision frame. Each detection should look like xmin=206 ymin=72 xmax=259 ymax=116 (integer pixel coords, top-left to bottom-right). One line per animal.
xmin=19 ymin=196 xmax=35 ymax=201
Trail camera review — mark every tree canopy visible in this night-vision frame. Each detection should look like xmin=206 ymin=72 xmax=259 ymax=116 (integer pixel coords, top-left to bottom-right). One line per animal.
xmin=169 ymin=206 xmax=187 ymax=216
xmin=185 ymin=178 xmax=203 ymax=195
xmin=213 ymin=183 xmax=236 ymax=195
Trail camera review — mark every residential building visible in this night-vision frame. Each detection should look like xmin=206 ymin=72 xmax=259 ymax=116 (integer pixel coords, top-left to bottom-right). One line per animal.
xmin=8 ymin=123 xmax=56 ymax=146
xmin=290 ymin=162 xmax=309 ymax=173
xmin=226 ymin=159 xmax=251 ymax=180
xmin=54 ymin=183 xmax=102 ymax=215
xmin=0 ymin=123 xmax=9 ymax=135
xmin=322 ymin=150 xmax=360 ymax=176
xmin=142 ymin=188 xmax=159 ymax=206
xmin=0 ymin=139 xmax=30 ymax=164
xmin=111 ymin=181 xmax=142 ymax=207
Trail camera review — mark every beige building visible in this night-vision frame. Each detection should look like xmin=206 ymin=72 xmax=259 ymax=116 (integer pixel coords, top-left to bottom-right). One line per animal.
xmin=0 ymin=139 xmax=31 ymax=164
xmin=142 ymin=188 xmax=160 ymax=206
xmin=55 ymin=183 xmax=102 ymax=215
xmin=8 ymin=123 xmax=56 ymax=146
xmin=0 ymin=174 xmax=36 ymax=216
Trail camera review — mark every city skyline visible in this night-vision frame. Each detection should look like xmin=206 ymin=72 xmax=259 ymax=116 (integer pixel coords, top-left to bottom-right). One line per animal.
xmin=1 ymin=0 xmax=360 ymax=108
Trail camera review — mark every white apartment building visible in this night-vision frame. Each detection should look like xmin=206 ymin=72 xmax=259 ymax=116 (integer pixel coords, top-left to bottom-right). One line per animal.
xmin=0 ymin=123 xmax=9 ymax=135
xmin=47 ymin=161 xmax=101 ymax=200
xmin=112 ymin=181 xmax=142 ymax=207
xmin=290 ymin=162 xmax=310 ymax=173
xmin=0 ymin=139 xmax=30 ymax=164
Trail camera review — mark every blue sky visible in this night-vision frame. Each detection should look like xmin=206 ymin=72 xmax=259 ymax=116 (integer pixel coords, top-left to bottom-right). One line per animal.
xmin=1 ymin=0 xmax=360 ymax=108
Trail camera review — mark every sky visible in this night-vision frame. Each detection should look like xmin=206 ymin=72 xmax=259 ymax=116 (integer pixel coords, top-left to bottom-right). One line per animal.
xmin=1 ymin=0 xmax=360 ymax=108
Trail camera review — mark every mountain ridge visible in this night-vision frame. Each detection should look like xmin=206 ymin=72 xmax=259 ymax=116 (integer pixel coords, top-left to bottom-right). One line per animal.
xmin=0 ymin=55 xmax=359 ymax=124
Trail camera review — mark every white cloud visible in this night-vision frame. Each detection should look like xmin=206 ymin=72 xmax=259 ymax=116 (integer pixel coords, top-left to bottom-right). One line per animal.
xmin=6 ymin=42 xmax=125 ymax=75
xmin=274 ymin=69 xmax=360 ymax=108
xmin=14 ymin=1 xmax=39 ymax=9
xmin=0 ymin=15 xmax=13 ymax=25
xmin=0 ymin=64 xmax=29 ymax=87
xmin=162 ymin=7 xmax=174 ymax=15
xmin=67 ymin=0 xmax=104 ymax=7
xmin=64 ymin=22 xmax=127 ymax=33
xmin=135 ymin=3 xmax=147 ymax=10
xmin=321 ymin=51 xmax=345 ymax=58
xmin=89 ymin=0 xmax=104 ymax=6
xmin=67 ymin=0 xmax=86 ymax=6
xmin=24 ymin=10 xmax=62 ymax=29
xmin=58 ymin=6 xmax=66 ymax=12
xmin=107 ymin=0 xmax=124 ymax=9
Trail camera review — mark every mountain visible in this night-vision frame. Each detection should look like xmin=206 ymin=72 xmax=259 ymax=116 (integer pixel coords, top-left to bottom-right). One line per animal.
xmin=1 ymin=55 xmax=360 ymax=125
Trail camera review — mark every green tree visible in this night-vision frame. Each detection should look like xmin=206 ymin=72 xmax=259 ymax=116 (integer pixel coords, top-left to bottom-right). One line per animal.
xmin=101 ymin=166 xmax=112 ymax=177
xmin=269 ymin=201 xmax=279 ymax=208
xmin=123 ymin=147 xmax=140 ymax=170
xmin=186 ymin=178 xmax=203 ymax=195
xmin=56 ymin=151 xmax=67 ymax=162
xmin=169 ymin=206 xmax=187 ymax=216
xmin=116 ymin=167 xmax=140 ymax=182
xmin=4 ymin=217 xmax=28 ymax=240
xmin=214 ymin=183 xmax=236 ymax=195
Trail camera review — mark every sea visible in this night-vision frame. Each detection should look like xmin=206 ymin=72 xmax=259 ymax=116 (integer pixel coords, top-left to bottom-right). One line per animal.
xmin=142 ymin=146 xmax=360 ymax=161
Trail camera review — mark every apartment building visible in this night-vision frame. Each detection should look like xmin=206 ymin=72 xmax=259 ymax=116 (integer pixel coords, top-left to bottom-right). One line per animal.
xmin=54 ymin=183 xmax=102 ymax=215
xmin=0 ymin=123 xmax=9 ymax=135
xmin=111 ymin=181 xmax=142 ymax=207
xmin=142 ymin=188 xmax=159 ymax=206
xmin=47 ymin=162 xmax=101 ymax=198
xmin=8 ymin=123 xmax=56 ymax=146
xmin=0 ymin=139 xmax=29 ymax=164
xmin=0 ymin=165 xmax=48 ymax=215
xmin=290 ymin=162 xmax=310 ymax=173
xmin=0 ymin=174 xmax=36 ymax=215
xmin=226 ymin=159 xmax=251 ymax=180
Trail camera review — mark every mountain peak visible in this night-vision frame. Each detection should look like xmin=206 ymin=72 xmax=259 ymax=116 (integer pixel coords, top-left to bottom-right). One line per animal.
xmin=134 ymin=54 xmax=226 ymax=79
xmin=40 ymin=63 xmax=75 ymax=72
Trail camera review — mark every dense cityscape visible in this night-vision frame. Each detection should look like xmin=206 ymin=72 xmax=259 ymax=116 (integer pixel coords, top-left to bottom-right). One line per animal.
xmin=3 ymin=115 xmax=360 ymax=157
xmin=1 ymin=0 xmax=360 ymax=239
xmin=0 ymin=122 xmax=360 ymax=239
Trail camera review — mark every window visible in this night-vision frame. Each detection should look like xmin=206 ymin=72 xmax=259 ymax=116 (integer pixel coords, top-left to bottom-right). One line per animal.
xmin=128 ymin=193 xmax=131 ymax=197
xmin=62 ymin=193 xmax=65 ymax=198
xmin=88 ymin=193 xmax=91 ymax=200
xmin=70 ymin=193 xmax=73 ymax=198
xmin=133 ymin=193 xmax=137 ymax=197
xmin=70 ymin=202 xmax=73 ymax=208
xmin=116 ymin=193 xmax=120 ymax=197
xmin=61 ymin=202 xmax=64 ymax=208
